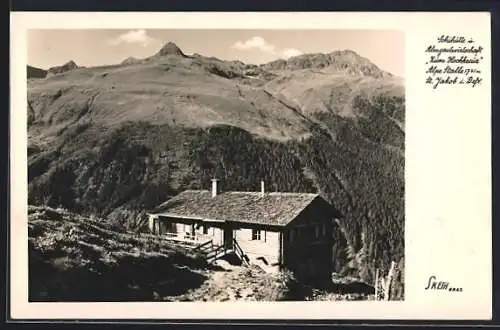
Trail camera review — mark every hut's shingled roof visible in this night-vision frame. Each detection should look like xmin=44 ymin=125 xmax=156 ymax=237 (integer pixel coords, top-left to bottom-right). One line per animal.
xmin=150 ymin=190 xmax=321 ymax=227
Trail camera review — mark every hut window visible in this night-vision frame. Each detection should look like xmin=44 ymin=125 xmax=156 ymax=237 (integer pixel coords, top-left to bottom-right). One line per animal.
xmin=203 ymin=225 xmax=209 ymax=234
xmin=252 ymin=229 xmax=262 ymax=240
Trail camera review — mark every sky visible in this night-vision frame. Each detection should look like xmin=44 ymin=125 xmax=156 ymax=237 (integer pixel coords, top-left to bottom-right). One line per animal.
xmin=28 ymin=29 xmax=405 ymax=77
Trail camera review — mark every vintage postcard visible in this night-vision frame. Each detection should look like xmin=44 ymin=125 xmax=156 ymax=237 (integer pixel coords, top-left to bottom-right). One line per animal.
xmin=10 ymin=12 xmax=491 ymax=320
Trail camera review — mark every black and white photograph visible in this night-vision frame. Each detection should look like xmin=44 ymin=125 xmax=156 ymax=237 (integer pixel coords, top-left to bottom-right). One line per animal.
xmin=26 ymin=28 xmax=406 ymax=303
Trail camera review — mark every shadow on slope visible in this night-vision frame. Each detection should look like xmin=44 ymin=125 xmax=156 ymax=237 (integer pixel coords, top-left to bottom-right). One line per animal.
xmin=28 ymin=206 xmax=209 ymax=302
xmin=326 ymin=279 xmax=374 ymax=295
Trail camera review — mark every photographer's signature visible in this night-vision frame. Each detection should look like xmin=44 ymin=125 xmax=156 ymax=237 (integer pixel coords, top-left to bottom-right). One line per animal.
xmin=425 ymin=276 xmax=463 ymax=292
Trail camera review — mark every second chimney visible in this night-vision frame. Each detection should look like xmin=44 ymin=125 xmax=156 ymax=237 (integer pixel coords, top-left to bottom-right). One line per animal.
xmin=260 ymin=180 xmax=265 ymax=197
xmin=212 ymin=178 xmax=220 ymax=197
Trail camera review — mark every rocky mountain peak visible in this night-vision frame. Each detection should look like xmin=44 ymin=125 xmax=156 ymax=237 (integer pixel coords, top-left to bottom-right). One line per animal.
xmin=155 ymin=42 xmax=186 ymax=57
xmin=64 ymin=60 xmax=78 ymax=68
xmin=261 ymin=49 xmax=388 ymax=78
xmin=121 ymin=56 xmax=141 ymax=65
xmin=47 ymin=60 xmax=79 ymax=75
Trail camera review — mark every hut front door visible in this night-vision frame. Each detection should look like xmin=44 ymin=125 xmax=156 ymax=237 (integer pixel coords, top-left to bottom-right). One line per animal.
xmin=223 ymin=227 xmax=233 ymax=249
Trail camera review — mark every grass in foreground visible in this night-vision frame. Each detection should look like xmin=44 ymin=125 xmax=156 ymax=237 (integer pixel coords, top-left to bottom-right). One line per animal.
xmin=28 ymin=205 xmax=210 ymax=301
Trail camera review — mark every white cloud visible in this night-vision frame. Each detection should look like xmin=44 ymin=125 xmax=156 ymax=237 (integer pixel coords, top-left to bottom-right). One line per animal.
xmin=232 ymin=36 xmax=303 ymax=60
xmin=282 ymin=48 xmax=303 ymax=59
xmin=231 ymin=36 xmax=276 ymax=53
xmin=108 ymin=29 xmax=159 ymax=47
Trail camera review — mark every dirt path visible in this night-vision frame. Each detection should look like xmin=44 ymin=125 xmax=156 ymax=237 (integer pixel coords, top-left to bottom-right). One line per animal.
xmin=165 ymin=260 xmax=282 ymax=302
xmin=164 ymin=262 xmax=375 ymax=302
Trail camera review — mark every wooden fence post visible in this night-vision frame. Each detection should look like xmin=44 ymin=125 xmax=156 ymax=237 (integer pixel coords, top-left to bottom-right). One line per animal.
xmin=384 ymin=261 xmax=396 ymax=301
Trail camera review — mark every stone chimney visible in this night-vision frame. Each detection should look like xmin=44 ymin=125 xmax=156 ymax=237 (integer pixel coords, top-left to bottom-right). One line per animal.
xmin=211 ymin=178 xmax=220 ymax=197
xmin=260 ymin=180 xmax=265 ymax=197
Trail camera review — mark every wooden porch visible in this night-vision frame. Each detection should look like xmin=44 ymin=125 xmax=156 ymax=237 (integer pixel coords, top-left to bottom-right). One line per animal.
xmin=193 ymin=238 xmax=249 ymax=265
xmin=147 ymin=214 xmax=249 ymax=264
xmin=161 ymin=232 xmax=213 ymax=246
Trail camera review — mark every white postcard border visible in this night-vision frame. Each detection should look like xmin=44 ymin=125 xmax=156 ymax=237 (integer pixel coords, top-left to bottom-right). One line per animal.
xmin=10 ymin=11 xmax=492 ymax=320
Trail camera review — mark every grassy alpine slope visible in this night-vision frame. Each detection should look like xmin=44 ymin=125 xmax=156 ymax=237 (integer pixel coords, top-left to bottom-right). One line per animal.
xmin=28 ymin=205 xmax=209 ymax=301
xmin=27 ymin=42 xmax=405 ymax=286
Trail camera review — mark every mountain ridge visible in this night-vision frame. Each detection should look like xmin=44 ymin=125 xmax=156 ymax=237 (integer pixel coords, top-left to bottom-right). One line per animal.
xmin=28 ymin=42 xmax=402 ymax=79
xmin=27 ymin=65 xmax=48 ymax=79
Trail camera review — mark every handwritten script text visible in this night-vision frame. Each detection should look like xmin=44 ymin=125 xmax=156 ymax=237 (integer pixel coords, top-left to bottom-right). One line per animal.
xmin=425 ymin=35 xmax=484 ymax=90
